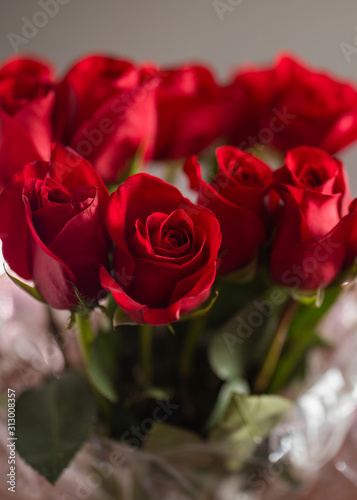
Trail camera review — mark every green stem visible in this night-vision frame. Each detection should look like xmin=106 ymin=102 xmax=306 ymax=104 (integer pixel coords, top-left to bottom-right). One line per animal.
xmin=47 ymin=306 xmax=69 ymax=369
xmin=75 ymin=312 xmax=95 ymax=368
xmin=179 ymin=316 xmax=207 ymax=379
xmin=140 ymin=323 xmax=153 ymax=385
xmin=254 ymin=299 xmax=299 ymax=394
xmin=75 ymin=311 xmax=114 ymax=425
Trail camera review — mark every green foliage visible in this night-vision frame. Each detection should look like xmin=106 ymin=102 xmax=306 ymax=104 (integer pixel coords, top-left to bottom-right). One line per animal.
xmin=208 ymin=286 xmax=289 ymax=387
xmin=208 ymin=330 xmax=244 ymax=382
xmin=16 ymin=372 xmax=96 ymax=484
xmin=209 ymin=393 xmax=292 ymax=468
xmin=206 ymin=379 xmax=250 ymax=430
xmin=268 ymin=287 xmax=339 ymax=392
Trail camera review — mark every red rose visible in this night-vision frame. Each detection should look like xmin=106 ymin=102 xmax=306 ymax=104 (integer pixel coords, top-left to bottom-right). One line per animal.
xmin=270 ymin=55 xmax=357 ymax=154
xmin=153 ymin=64 xmax=227 ymax=160
xmin=0 ymin=56 xmax=55 ymax=193
xmin=223 ymin=62 xmax=277 ymax=149
xmin=185 ymin=146 xmax=273 ymax=274
xmin=224 ymin=54 xmax=357 ymax=155
xmin=270 ymin=147 xmax=352 ymax=290
xmin=100 ymin=173 xmax=221 ymax=325
xmin=55 ymin=55 xmax=158 ymax=183
xmin=0 ymin=144 xmax=110 ymax=309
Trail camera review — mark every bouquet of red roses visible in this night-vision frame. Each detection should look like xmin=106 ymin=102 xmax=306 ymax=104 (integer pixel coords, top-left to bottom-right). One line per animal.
xmin=1 ymin=52 xmax=357 ymax=498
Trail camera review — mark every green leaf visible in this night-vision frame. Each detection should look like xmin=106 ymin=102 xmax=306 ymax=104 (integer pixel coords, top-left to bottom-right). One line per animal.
xmin=208 ymin=329 xmax=243 ymax=381
xmin=210 ymin=393 xmax=291 ymax=441
xmin=206 ymin=379 xmax=250 ymax=430
xmin=4 ymin=267 xmax=45 ymax=303
xmin=209 ymin=393 xmax=291 ymax=467
xmin=88 ymin=331 xmax=121 ymax=403
xmin=16 ymin=371 xmax=96 ymax=484
xmin=144 ymin=422 xmax=202 ymax=453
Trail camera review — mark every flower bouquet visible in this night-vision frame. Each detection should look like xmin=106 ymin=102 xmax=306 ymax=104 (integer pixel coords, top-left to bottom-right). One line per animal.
xmin=1 ymin=52 xmax=357 ymax=499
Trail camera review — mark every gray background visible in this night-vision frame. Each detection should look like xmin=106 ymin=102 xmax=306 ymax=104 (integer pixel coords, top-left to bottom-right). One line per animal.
xmin=1 ymin=0 xmax=357 ymax=189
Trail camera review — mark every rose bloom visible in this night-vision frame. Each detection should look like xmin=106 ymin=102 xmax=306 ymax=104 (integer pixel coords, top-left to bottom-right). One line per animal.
xmin=0 ymin=56 xmax=55 ymax=193
xmin=223 ymin=62 xmax=277 ymax=150
xmin=185 ymin=146 xmax=273 ymax=274
xmin=225 ymin=54 xmax=357 ymax=155
xmin=100 ymin=173 xmax=221 ymax=325
xmin=55 ymin=54 xmax=158 ymax=183
xmin=270 ymin=146 xmax=352 ymax=290
xmin=0 ymin=144 xmax=110 ymax=309
xmin=153 ymin=64 xmax=228 ymax=160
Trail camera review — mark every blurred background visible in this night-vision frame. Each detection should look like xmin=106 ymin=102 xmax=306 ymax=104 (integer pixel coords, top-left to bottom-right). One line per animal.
xmin=1 ymin=1 xmax=356 ymax=78
xmin=1 ymin=0 xmax=357 ymax=182
xmin=1 ymin=0 xmax=357 ymax=181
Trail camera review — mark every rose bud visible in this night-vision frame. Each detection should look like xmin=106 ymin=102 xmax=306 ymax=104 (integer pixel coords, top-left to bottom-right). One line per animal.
xmin=100 ymin=173 xmax=221 ymax=325
xmin=0 ymin=144 xmax=110 ymax=309
xmin=0 ymin=56 xmax=55 ymax=193
xmin=55 ymin=54 xmax=158 ymax=183
xmin=185 ymin=146 xmax=273 ymax=274
xmin=270 ymin=146 xmax=352 ymax=290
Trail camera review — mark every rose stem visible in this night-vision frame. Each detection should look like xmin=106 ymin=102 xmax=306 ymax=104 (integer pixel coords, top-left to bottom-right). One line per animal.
xmin=47 ymin=306 xmax=69 ymax=369
xmin=253 ymin=299 xmax=299 ymax=394
xmin=179 ymin=315 xmax=207 ymax=380
xmin=140 ymin=323 xmax=153 ymax=385
xmin=75 ymin=311 xmax=95 ymax=368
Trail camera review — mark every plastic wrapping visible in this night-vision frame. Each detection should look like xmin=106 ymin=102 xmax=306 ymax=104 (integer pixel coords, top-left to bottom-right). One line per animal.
xmin=1 ymin=275 xmax=357 ymax=500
